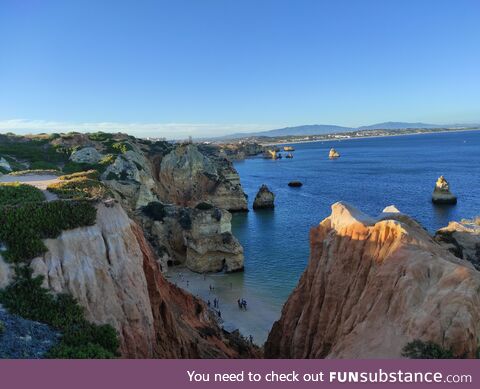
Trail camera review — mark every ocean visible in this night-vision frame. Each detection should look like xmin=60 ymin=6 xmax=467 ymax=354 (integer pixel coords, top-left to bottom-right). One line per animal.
xmin=170 ymin=130 xmax=480 ymax=345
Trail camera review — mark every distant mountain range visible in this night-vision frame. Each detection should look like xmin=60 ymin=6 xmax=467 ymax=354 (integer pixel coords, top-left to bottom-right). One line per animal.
xmin=217 ymin=121 xmax=478 ymax=140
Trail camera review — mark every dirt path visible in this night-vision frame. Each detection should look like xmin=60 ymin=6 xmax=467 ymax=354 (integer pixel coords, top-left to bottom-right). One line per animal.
xmin=0 ymin=174 xmax=61 ymax=201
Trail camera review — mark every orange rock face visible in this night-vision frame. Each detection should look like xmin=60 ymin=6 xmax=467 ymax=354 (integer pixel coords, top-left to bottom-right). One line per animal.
xmin=265 ymin=202 xmax=480 ymax=358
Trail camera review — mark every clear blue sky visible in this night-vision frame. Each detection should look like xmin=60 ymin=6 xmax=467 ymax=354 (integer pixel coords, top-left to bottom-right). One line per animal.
xmin=0 ymin=0 xmax=479 ymax=137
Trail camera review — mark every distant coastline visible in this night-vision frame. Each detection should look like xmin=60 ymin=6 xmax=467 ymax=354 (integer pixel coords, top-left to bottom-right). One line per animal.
xmin=256 ymin=127 xmax=480 ymax=147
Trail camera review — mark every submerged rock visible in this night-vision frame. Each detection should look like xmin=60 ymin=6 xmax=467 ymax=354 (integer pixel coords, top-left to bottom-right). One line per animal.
xmin=328 ymin=148 xmax=340 ymax=159
xmin=253 ymin=184 xmax=275 ymax=210
xmin=432 ymin=175 xmax=457 ymax=204
xmin=265 ymin=202 xmax=480 ymax=358
xmin=288 ymin=181 xmax=303 ymax=187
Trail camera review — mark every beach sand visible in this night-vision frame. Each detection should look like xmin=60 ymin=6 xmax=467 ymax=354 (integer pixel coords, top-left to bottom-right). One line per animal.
xmin=166 ymin=267 xmax=282 ymax=345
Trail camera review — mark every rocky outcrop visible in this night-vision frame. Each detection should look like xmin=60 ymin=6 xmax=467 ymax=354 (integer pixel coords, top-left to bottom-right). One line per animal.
xmin=0 ymin=157 xmax=12 ymax=173
xmin=157 ymin=144 xmax=248 ymax=212
xmin=435 ymin=219 xmax=480 ymax=270
xmin=139 ymin=202 xmax=244 ymax=273
xmin=328 ymin=148 xmax=340 ymax=159
xmin=432 ymin=176 xmax=457 ymax=204
xmin=253 ymin=185 xmax=275 ymax=210
xmin=185 ymin=207 xmax=244 ymax=273
xmin=265 ymin=202 xmax=480 ymax=358
xmin=23 ymin=202 xmax=253 ymax=358
xmin=70 ymin=147 xmax=103 ymax=164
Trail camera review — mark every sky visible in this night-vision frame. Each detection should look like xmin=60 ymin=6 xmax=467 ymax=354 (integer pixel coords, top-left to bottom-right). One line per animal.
xmin=0 ymin=0 xmax=479 ymax=138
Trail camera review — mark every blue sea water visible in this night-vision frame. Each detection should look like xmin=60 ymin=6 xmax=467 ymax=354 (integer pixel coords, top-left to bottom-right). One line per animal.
xmin=232 ymin=130 xmax=480 ymax=307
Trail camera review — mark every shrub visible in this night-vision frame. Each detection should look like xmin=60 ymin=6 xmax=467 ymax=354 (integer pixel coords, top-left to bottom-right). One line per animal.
xmin=0 ymin=200 xmax=96 ymax=263
xmin=402 ymin=340 xmax=455 ymax=359
xmin=0 ymin=139 xmax=69 ymax=165
xmin=58 ymin=169 xmax=100 ymax=181
xmin=8 ymin=169 xmax=60 ymax=176
xmin=29 ymin=161 xmax=59 ymax=170
xmin=62 ymin=154 xmax=116 ymax=175
xmin=0 ymin=266 xmax=119 ymax=359
xmin=111 ymin=142 xmax=133 ymax=154
xmin=47 ymin=177 xmax=111 ymax=200
xmin=142 ymin=202 xmax=166 ymax=221
xmin=88 ymin=132 xmax=114 ymax=142
xmin=0 ymin=182 xmax=45 ymax=206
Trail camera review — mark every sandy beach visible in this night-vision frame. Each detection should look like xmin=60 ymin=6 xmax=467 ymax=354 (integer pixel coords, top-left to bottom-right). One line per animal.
xmin=166 ymin=266 xmax=282 ymax=345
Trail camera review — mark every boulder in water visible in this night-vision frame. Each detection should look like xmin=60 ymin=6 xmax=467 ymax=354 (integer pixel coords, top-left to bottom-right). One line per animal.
xmin=432 ymin=175 xmax=457 ymax=204
xmin=328 ymin=148 xmax=340 ymax=159
xmin=253 ymin=184 xmax=275 ymax=210
xmin=288 ymin=181 xmax=303 ymax=187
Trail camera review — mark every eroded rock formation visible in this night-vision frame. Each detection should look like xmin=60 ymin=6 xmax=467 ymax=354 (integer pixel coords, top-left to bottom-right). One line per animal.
xmin=432 ymin=175 xmax=457 ymax=204
xmin=157 ymin=144 xmax=248 ymax=212
xmin=23 ymin=202 xmax=254 ymax=358
xmin=328 ymin=148 xmax=340 ymax=159
xmin=139 ymin=202 xmax=244 ymax=273
xmin=265 ymin=202 xmax=480 ymax=358
xmin=435 ymin=219 xmax=480 ymax=270
xmin=253 ymin=184 xmax=275 ymax=210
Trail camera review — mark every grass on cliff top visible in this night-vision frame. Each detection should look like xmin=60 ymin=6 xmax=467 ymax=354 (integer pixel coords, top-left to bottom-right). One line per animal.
xmin=0 ymin=200 xmax=97 ymax=263
xmin=58 ymin=169 xmax=100 ymax=181
xmin=47 ymin=176 xmax=111 ymax=200
xmin=0 ymin=266 xmax=119 ymax=358
xmin=0 ymin=182 xmax=45 ymax=207
xmin=0 ymin=138 xmax=69 ymax=167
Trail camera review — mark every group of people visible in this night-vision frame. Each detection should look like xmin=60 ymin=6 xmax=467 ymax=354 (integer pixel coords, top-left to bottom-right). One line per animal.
xmin=237 ymin=298 xmax=247 ymax=310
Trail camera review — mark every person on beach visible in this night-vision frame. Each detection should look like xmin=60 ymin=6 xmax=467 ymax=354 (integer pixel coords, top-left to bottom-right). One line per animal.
xmin=237 ymin=299 xmax=242 ymax=309
xmin=207 ymin=300 xmax=211 ymax=307
xmin=218 ymin=310 xmax=221 ymax=318
xmin=242 ymin=299 xmax=247 ymax=310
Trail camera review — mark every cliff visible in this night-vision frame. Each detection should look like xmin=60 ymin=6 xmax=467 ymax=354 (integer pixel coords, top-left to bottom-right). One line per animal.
xmin=265 ymin=202 xmax=480 ymax=358
xmin=156 ymin=144 xmax=248 ymax=212
xmin=8 ymin=202 xmax=254 ymax=358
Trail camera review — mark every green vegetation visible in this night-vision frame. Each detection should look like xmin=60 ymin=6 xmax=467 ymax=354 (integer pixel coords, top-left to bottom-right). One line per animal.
xmin=0 ymin=320 xmax=4 ymax=336
xmin=0 ymin=266 xmax=119 ymax=358
xmin=62 ymin=154 xmax=116 ymax=175
xmin=402 ymin=340 xmax=455 ymax=359
xmin=88 ymin=132 xmax=115 ymax=142
xmin=8 ymin=169 xmax=60 ymax=176
xmin=111 ymin=142 xmax=133 ymax=154
xmin=0 ymin=166 xmax=10 ymax=174
xmin=0 ymin=183 xmax=45 ymax=207
xmin=29 ymin=161 xmax=59 ymax=170
xmin=58 ymin=169 xmax=100 ymax=181
xmin=48 ymin=177 xmax=111 ymax=200
xmin=0 ymin=200 xmax=96 ymax=263
xmin=0 ymin=138 xmax=69 ymax=167
xmin=142 ymin=201 xmax=167 ymax=221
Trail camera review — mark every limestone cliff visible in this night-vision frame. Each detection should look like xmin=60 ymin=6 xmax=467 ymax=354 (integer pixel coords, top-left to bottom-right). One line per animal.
xmin=139 ymin=202 xmax=244 ymax=273
xmin=265 ymin=202 xmax=480 ymax=358
xmin=157 ymin=144 xmax=248 ymax=212
xmin=23 ymin=203 xmax=254 ymax=358
xmin=435 ymin=219 xmax=480 ymax=270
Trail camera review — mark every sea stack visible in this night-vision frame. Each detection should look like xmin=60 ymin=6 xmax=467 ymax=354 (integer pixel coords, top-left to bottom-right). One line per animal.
xmin=328 ymin=148 xmax=340 ymax=159
xmin=432 ymin=175 xmax=457 ymax=205
xmin=253 ymin=184 xmax=275 ymax=210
